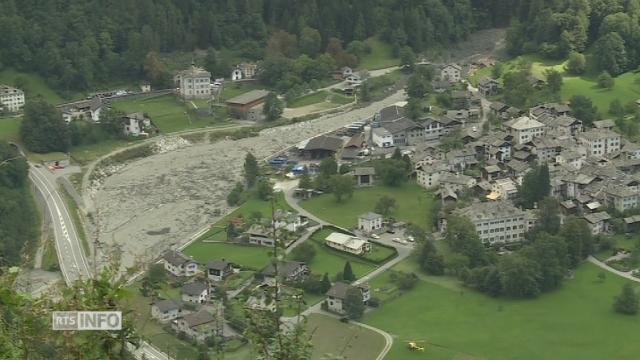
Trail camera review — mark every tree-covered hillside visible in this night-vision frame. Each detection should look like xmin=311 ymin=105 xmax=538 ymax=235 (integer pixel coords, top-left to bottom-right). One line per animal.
xmin=0 ymin=141 xmax=38 ymax=266
xmin=0 ymin=0 xmax=512 ymax=93
xmin=507 ymin=0 xmax=640 ymax=74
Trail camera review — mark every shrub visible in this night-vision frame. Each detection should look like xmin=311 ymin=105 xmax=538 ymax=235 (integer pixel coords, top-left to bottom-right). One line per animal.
xmin=368 ymin=297 xmax=381 ymax=308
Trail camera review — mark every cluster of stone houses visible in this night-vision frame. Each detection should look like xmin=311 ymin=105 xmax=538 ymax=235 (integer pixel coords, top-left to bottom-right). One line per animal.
xmin=150 ymin=251 xmax=237 ymax=342
xmin=0 ymin=84 xmax=25 ymax=113
xmin=233 ymin=210 xmax=310 ymax=248
xmin=57 ymin=97 xmax=104 ymax=123
xmin=413 ymin=99 xmax=640 ymax=242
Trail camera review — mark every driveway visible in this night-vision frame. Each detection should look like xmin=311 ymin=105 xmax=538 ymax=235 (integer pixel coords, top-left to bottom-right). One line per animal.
xmin=587 ymin=256 xmax=640 ymax=283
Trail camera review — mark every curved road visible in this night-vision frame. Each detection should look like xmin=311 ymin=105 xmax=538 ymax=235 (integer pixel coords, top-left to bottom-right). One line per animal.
xmin=588 ymin=256 xmax=640 ymax=283
xmin=279 ymin=180 xmax=414 ymax=360
xmin=30 ymin=165 xmax=91 ymax=284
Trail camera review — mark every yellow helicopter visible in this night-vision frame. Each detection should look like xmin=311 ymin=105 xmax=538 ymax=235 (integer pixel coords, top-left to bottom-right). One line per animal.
xmin=405 ymin=340 xmax=425 ymax=352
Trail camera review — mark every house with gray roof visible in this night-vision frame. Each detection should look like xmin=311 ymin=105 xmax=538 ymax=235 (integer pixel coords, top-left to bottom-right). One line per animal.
xmin=505 ymin=116 xmax=546 ymax=144
xmin=206 ymin=260 xmax=235 ymax=282
xmin=325 ymin=282 xmax=371 ymax=315
xmin=298 ymin=135 xmax=344 ymax=159
xmin=379 ymin=118 xmax=425 ymax=146
xmin=172 ymin=309 xmax=217 ymax=342
xmin=351 ymin=167 xmax=375 ymax=186
xmin=583 ymin=212 xmax=611 ymax=235
xmin=260 ymin=261 xmax=309 ymax=285
xmin=477 ymin=77 xmax=500 ymax=96
xmin=452 ymin=201 xmax=537 ymax=245
xmin=174 ymin=64 xmax=211 ymax=99
xmin=163 ymin=250 xmax=198 ymax=277
xmin=358 ymin=212 xmax=383 ymax=233
xmin=151 ymin=299 xmax=183 ymax=322
xmin=374 ymin=105 xmax=405 ymax=124
xmin=225 ymin=89 xmax=270 ymax=120
xmin=181 ymin=282 xmax=209 ymax=304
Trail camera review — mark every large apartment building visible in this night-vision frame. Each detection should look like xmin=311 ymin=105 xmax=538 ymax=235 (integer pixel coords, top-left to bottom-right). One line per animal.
xmin=174 ymin=65 xmax=211 ymax=99
xmin=452 ymin=202 xmax=537 ymax=245
xmin=505 ymin=116 xmax=546 ymax=144
xmin=0 ymin=84 xmax=25 ymax=112
xmin=578 ymin=129 xmax=621 ymax=157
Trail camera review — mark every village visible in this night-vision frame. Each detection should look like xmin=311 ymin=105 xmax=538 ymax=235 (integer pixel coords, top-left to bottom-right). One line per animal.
xmin=99 ymin=54 xmax=640 ymax=357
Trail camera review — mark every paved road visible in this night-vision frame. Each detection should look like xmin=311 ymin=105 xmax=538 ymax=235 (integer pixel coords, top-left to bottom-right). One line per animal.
xmin=588 ymin=256 xmax=640 ymax=283
xmin=30 ymin=164 xmax=169 ymax=360
xmin=278 ymin=180 xmax=415 ymax=360
xmin=29 ymin=165 xmax=91 ymax=284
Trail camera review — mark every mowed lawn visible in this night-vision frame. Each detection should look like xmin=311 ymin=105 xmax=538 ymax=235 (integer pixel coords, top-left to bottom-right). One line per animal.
xmin=561 ymin=72 xmax=640 ymax=115
xmin=287 ymin=91 xmax=329 ymax=108
xmin=301 ymin=183 xmax=437 ymax=230
xmin=472 ymin=55 xmax=640 ymax=115
xmin=365 ymin=263 xmax=640 ymax=360
xmin=183 ymin=193 xmax=293 ymax=270
xmin=358 ymin=37 xmax=399 ymax=70
xmin=221 ymin=81 xmax=265 ymax=101
xmin=112 ymin=95 xmax=230 ymax=133
xmin=306 ymin=313 xmax=386 ymax=360
xmin=0 ymin=116 xmax=21 ymax=142
xmin=299 ymin=228 xmax=377 ymax=280
xmin=0 ymin=68 xmax=68 ymax=104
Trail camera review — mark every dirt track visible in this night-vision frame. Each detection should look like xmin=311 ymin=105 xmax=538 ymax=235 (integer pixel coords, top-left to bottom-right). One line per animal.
xmin=93 ymin=90 xmax=407 ymax=270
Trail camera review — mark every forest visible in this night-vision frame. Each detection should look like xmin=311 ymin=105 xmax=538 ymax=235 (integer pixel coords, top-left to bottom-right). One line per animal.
xmin=0 ymin=0 xmax=515 ymax=93
xmin=0 ymin=141 xmax=38 ymax=266
xmin=507 ymin=0 xmax=640 ymax=75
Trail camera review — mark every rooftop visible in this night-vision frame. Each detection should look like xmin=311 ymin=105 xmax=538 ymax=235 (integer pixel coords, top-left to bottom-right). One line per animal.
xmin=583 ymin=212 xmax=611 ymax=224
xmin=593 ymin=119 xmax=616 ymax=129
xmin=206 ymin=260 xmax=232 ymax=271
xmin=303 ymin=135 xmax=344 ymax=152
xmin=378 ymin=105 xmax=405 ymax=122
xmin=182 ymin=309 xmax=215 ymax=328
xmin=226 ymin=89 xmax=270 ymax=105
xmin=381 ymin=118 xmax=422 ymax=134
xmin=453 ymin=201 xmax=530 ymax=222
xmin=325 ymin=232 xmax=368 ymax=251
xmin=175 ymin=65 xmax=211 ymax=78
xmin=262 ymin=261 xmax=306 ymax=278
xmin=505 ymin=116 xmax=545 ymax=130
xmin=359 ymin=212 xmax=383 ymax=221
xmin=351 ymin=167 xmax=375 ymax=176
xmin=181 ymin=282 xmax=208 ymax=296
xmin=163 ymin=250 xmax=195 ymax=267
xmin=153 ymin=299 xmax=182 ymax=312
xmin=579 ymin=129 xmax=620 ymax=141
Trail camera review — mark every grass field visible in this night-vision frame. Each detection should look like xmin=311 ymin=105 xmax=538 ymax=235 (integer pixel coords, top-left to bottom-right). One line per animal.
xmin=0 ymin=116 xmax=21 ymax=142
xmin=112 ymin=95 xmax=230 ymax=133
xmin=183 ymin=193 xmax=293 ymax=270
xmin=122 ymin=284 xmax=200 ymax=359
xmin=286 ymin=90 xmax=353 ymax=109
xmin=221 ymin=82 xmax=265 ymax=101
xmin=358 ymin=37 xmax=399 ymax=70
xmin=471 ymin=55 xmax=640 ymax=116
xmin=306 ymin=313 xmax=386 ymax=360
xmin=288 ymin=91 xmax=329 ymax=108
xmin=301 ymin=228 xmax=377 ymax=280
xmin=41 ymin=239 xmax=59 ymax=272
xmin=365 ymin=262 xmax=640 ymax=360
xmin=300 ymin=183 xmax=437 ymax=230
xmin=0 ymin=68 xmax=68 ymax=104
xmin=69 ymin=138 xmax=138 ymax=164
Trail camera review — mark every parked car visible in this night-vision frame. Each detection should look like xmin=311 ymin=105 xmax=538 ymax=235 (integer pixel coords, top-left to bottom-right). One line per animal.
xmin=370 ymin=234 xmax=380 ymax=240
xmin=392 ymin=238 xmax=407 ymax=245
xmin=406 ymin=236 xmax=415 ymax=242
